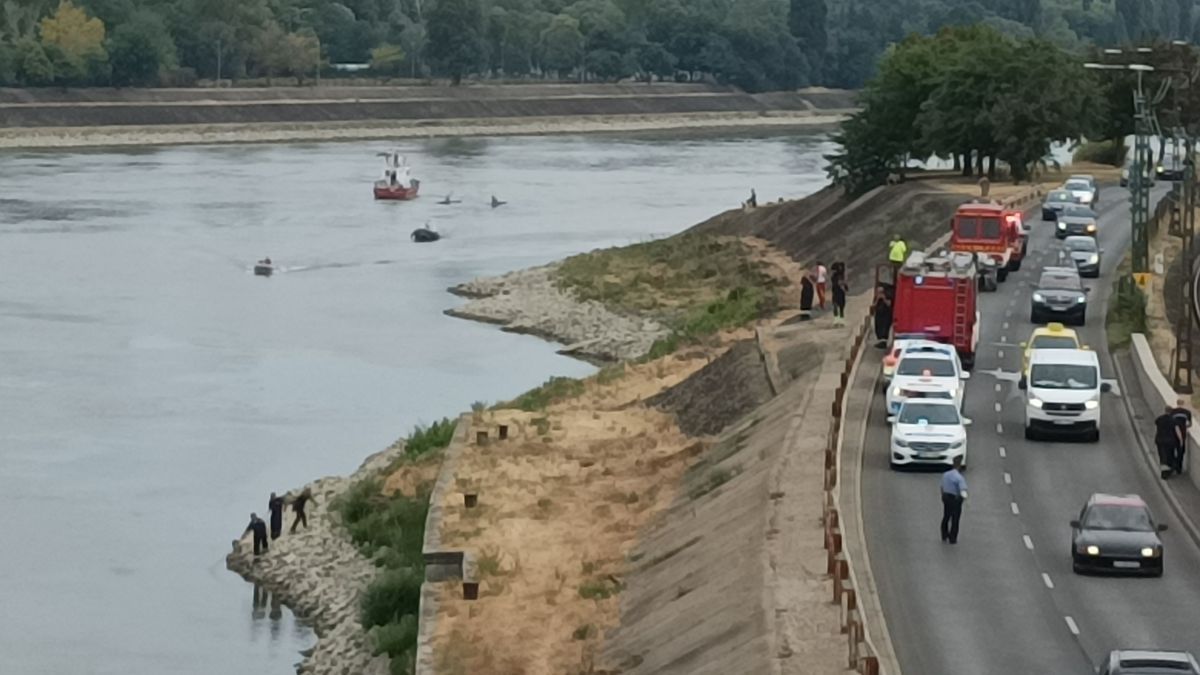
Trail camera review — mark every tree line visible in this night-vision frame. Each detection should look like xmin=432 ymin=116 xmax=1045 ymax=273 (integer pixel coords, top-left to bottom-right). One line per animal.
xmin=4 ymin=0 xmax=1200 ymax=90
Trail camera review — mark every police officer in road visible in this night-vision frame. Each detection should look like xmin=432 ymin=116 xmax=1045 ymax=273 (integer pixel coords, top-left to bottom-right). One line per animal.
xmin=940 ymin=457 xmax=967 ymax=544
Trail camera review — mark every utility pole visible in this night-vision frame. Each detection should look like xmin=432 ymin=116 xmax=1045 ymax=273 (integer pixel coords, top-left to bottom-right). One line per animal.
xmin=216 ymin=38 xmax=223 ymax=86
xmin=1172 ymin=133 xmax=1195 ymax=393
xmin=1130 ymin=66 xmax=1154 ymax=278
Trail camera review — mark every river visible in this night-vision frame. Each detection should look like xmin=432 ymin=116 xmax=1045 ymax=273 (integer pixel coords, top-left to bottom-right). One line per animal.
xmin=0 ymin=131 xmax=832 ymax=674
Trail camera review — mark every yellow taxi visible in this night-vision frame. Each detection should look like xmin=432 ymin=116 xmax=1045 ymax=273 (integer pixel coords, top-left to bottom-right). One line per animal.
xmin=1020 ymin=322 xmax=1086 ymax=376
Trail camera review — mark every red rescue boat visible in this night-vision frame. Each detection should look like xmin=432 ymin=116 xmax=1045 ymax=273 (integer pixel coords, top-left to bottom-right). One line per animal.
xmin=373 ymin=151 xmax=420 ymax=200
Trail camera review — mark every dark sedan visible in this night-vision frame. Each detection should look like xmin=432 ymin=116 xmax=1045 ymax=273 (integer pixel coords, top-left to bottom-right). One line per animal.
xmin=1098 ymin=650 xmax=1200 ymax=675
xmin=1054 ymin=204 xmax=1098 ymax=239
xmin=1061 ymin=235 xmax=1101 ymax=278
xmin=1031 ymin=266 xmax=1088 ymax=325
xmin=1041 ymin=189 xmax=1076 ymax=220
xmin=1071 ymin=493 xmax=1167 ymax=576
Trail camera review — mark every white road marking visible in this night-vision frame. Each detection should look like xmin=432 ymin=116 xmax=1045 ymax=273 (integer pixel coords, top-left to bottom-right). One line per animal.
xmin=1000 ymin=335 xmax=1008 ymax=343
xmin=1004 ymin=472 xmax=1012 ymax=485
xmin=1065 ymin=616 xmax=1080 ymax=635
xmin=1011 ymin=502 xmax=1020 ymax=515
xmin=1003 ymin=322 xmax=1010 ymax=330
xmin=1042 ymin=573 xmax=1055 ymax=589
xmin=995 ymin=383 xmax=1002 ymax=393
xmin=999 ymin=446 xmax=1007 ymax=458
xmin=1023 ymin=534 xmax=1034 ymax=550
xmin=994 ymin=402 xmax=1002 ymax=412
xmin=996 ymin=423 xmax=1003 ymax=434
xmin=998 ymin=349 xmax=1005 ymax=358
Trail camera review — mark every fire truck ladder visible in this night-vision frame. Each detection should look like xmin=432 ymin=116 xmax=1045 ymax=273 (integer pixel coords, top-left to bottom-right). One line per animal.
xmin=952 ymin=275 xmax=970 ymax=349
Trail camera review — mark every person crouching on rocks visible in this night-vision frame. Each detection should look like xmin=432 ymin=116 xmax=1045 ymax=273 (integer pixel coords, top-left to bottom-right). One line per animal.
xmin=290 ymin=489 xmax=312 ymax=534
xmin=244 ymin=513 xmax=269 ymax=555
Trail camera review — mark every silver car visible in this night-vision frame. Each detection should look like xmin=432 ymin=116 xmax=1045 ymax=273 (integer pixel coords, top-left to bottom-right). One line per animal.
xmin=1055 ymin=204 xmax=1098 ymax=239
xmin=1061 ymin=235 xmax=1101 ymax=278
xmin=1063 ymin=178 xmax=1098 ymax=207
xmin=1041 ymin=189 xmax=1076 ymax=220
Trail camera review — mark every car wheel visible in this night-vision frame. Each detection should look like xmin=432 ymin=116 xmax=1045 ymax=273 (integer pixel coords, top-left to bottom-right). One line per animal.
xmin=889 ymin=461 xmax=899 ymax=471
xmin=1030 ymin=309 xmax=1040 ymax=323
xmin=1086 ymin=427 xmax=1100 ymax=443
xmin=997 ymin=268 xmax=1009 ymax=283
xmin=1076 ymin=311 xmax=1086 ymax=326
xmin=1025 ymin=425 xmax=1038 ymax=440
xmin=1072 ymin=559 xmax=1085 ymax=575
xmin=1011 ymin=257 xmax=1023 ymax=271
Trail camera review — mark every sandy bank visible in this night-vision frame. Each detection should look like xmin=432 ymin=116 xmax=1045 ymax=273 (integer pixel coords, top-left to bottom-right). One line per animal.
xmin=0 ymin=111 xmax=845 ymax=150
xmin=447 ymin=264 xmax=672 ymax=362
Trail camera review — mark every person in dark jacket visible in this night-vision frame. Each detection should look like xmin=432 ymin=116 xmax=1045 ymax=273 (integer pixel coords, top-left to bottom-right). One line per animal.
xmin=1155 ymin=405 xmax=1184 ymax=479
xmin=872 ymin=287 xmax=893 ymax=346
xmin=290 ymin=490 xmax=312 ymax=533
xmin=244 ymin=513 xmax=269 ymax=555
xmin=1170 ymin=398 xmax=1192 ymax=474
xmin=268 ymin=492 xmax=285 ymax=540
xmin=831 ymin=263 xmax=848 ymax=326
xmin=799 ymin=271 xmax=815 ymax=320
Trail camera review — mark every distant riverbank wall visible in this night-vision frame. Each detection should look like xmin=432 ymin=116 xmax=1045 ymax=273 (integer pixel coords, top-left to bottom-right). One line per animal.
xmin=0 ymin=83 xmax=856 ymax=149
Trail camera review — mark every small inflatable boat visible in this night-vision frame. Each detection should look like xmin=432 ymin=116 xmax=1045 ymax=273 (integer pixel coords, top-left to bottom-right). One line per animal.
xmin=254 ymin=259 xmax=274 ymax=276
xmin=411 ymin=228 xmax=440 ymax=243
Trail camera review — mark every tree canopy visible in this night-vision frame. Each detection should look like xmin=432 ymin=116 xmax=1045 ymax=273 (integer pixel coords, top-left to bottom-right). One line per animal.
xmin=2 ymin=0 xmax=1200 ymax=88
xmin=825 ymin=24 xmax=1104 ymax=195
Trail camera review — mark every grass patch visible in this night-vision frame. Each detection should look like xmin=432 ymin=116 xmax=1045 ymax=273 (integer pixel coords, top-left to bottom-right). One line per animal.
xmin=404 ymin=417 xmax=457 ymax=458
xmin=595 ymin=363 xmax=627 ymax=385
xmin=497 ymin=376 xmax=586 ymax=411
xmin=572 ymin=624 xmax=597 ymax=640
xmin=1106 ymin=273 xmax=1147 ymax=350
xmin=333 ymin=477 xmax=431 ymax=675
xmin=689 ymin=466 xmax=738 ymax=500
xmin=578 ymin=577 xmax=622 ymax=600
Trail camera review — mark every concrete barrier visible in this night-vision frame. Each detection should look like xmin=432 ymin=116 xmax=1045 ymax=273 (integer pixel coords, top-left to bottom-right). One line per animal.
xmin=1129 ymin=334 xmax=1200 ymax=486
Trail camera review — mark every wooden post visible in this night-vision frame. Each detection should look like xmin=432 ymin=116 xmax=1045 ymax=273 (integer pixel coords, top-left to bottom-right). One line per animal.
xmin=464 ymin=493 xmax=478 ymax=508
xmin=475 ymin=430 xmax=488 ymax=445
xmin=462 ymin=581 xmax=479 ymax=600
xmin=498 ymin=424 xmax=509 ymax=440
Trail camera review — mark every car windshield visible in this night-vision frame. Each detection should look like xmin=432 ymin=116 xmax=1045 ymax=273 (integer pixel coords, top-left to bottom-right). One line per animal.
xmin=1061 ymin=205 xmax=1095 ymax=218
xmin=1039 ymin=272 xmax=1082 ymax=290
xmin=896 ymin=357 xmax=956 ymax=377
xmin=1066 ymin=238 xmax=1097 ymax=252
xmin=1029 ymin=363 xmax=1097 ymax=389
xmin=898 ymin=403 xmax=960 ymax=425
xmin=1083 ymin=504 xmax=1153 ymax=531
xmin=1031 ymin=335 xmax=1078 ymax=350
xmin=1049 ymin=190 xmax=1073 ymax=202
xmin=1066 ymin=180 xmax=1090 ymax=191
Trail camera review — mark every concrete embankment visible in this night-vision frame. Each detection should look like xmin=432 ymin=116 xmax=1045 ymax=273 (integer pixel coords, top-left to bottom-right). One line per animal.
xmin=0 ymin=83 xmax=856 ymax=149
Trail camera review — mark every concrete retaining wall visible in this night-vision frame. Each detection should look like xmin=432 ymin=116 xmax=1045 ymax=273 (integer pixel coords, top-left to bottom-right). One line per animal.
xmin=1129 ymin=334 xmax=1200 ymax=485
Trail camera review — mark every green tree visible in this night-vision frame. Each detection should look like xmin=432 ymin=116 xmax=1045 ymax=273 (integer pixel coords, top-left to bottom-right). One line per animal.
xmin=425 ymin=0 xmax=484 ymax=83
xmin=370 ymin=42 xmax=405 ymax=75
xmin=789 ymin=0 xmax=827 ymax=82
xmin=539 ymin=13 xmax=583 ymax=75
xmin=38 ymin=0 xmax=107 ymax=81
xmin=107 ymin=10 xmax=176 ymax=85
xmin=15 ymin=38 xmax=55 ymax=84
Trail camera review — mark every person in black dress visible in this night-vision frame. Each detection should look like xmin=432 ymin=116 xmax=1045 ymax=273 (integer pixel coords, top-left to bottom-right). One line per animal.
xmin=872 ymin=287 xmax=892 ymax=345
xmin=268 ymin=492 xmax=285 ymax=540
xmin=799 ymin=271 xmax=815 ymax=320
xmin=1155 ymin=406 xmax=1184 ymax=479
xmin=831 ymin=262 xmax=848 ymax=326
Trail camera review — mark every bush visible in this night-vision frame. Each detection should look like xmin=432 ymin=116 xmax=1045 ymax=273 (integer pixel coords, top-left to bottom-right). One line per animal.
xmin=500 ymin=376 xmax=586 ymax=411
xmin=361 ymin=569 xmax=424 ymax=628
xmin=1073 ymin=140 xmax=1127 ymax=167
xmin=405 ymin=417 xmax=457 ymax=457
xmin=1106 ymin=276 xmax=1147 ymax=349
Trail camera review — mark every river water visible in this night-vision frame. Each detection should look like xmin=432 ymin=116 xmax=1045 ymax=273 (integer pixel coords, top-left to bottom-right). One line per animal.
xmin=0 ymin=131 xmax=832 ymax=674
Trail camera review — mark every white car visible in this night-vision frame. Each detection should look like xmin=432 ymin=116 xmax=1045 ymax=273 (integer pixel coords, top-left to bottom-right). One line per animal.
xmin=881 ymin=336 xmax=942 ymax=390
xmin=1063 ymin=178 xmax=1097 ymax=206
xmin=886 ymin=345 xmax=969 ymax=414
xmin=888 ymin=399 xmax=971 ymax=468
xmin=1021 ymin=348 xmax=1111 ymax=442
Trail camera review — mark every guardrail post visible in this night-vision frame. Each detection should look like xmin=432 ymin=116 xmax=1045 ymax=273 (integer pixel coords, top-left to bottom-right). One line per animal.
xmin=847 ymin=619 xmax=861 ymax=668
xmin=861 ymin=656 xmax=879 ymax=675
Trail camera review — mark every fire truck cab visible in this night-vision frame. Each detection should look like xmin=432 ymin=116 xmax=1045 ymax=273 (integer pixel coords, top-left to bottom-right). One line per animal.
xmin=949 ymin=201 xmax=1026 ymax=292
xmin=884 ymin=251 xmax=980 ymax=369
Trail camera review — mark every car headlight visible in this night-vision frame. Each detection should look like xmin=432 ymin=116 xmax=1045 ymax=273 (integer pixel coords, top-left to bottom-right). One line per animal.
xmin=1057 ymin=222 xmax=1066 ymax=230
xmin=1077 ymin=296 xmax=1087 ymax=303
xmin=1080 ymin=194 xmax=1093 ymax=203
xmin=1086 ymin=224 xmax=1096 ymax=232
xmin=950 ymin=440 xmax=964 ymax=449
xmin=894 ymin=437 xmax=909 ymax=448
xmin=1086 ymin=545 xmax=1100 ymax=556
xmin=1141 ymin=547 xmax=1158 ymax=558
xmin=1088 ymin=254 xmax=1099 ymax=263
xmin=892 ymin=387 xmax=901 ymax=397
xmin=1029 ymin=398 xmax=1044 ymax=408
xmin=1084 ymin=400 xmax=1099 ymax=409
xmin=1032 ymin=292 xmax=1045 ymax=302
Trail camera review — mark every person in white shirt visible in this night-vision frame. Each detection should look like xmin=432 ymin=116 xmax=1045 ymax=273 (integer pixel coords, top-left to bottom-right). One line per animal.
xmin=815 ymin=261 xmax=828 ymax=310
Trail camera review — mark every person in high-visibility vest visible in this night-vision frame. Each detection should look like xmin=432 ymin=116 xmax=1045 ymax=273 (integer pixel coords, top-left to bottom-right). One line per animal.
xmin=888 ymin=234 xmax=909 ymax=275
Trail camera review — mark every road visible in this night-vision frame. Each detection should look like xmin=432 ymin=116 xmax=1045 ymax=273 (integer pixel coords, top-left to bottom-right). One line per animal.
xmin=862 ymin=184 xmax=1200 ymax=675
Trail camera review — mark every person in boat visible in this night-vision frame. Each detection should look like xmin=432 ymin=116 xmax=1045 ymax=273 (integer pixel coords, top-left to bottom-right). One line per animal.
xmin=491 ymin=195 xmax=506 ymax=208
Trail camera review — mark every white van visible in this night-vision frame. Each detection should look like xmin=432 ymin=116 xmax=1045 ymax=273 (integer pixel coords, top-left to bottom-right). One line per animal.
xmin=1020 ymin=349 xmax=1110 ymax=442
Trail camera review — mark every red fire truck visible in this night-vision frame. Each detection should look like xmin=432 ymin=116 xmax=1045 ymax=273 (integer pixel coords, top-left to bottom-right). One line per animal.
xmin=879 ymin=251 xmax=980 ymax=369
xmin=949 ymin=201 xmax=1026 ymax=291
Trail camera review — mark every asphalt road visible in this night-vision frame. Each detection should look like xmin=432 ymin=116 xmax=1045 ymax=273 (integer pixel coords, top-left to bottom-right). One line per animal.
xmin=862 ymin=184 xmax=1200 ymax=675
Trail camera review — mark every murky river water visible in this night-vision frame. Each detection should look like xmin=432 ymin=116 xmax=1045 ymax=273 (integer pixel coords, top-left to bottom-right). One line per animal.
xmin=0 ymin=131 xmax=832 ymax=674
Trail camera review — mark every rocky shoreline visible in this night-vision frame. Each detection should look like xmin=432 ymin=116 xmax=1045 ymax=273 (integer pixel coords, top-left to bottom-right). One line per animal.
xmin=225 ymin=445 xmax=408 ymax=675
xmin=445 ymin=264 xmax=671 ymax=362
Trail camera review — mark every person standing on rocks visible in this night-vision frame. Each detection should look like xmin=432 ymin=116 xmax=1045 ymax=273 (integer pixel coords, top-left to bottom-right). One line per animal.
xmin=799 ymin=270 xmax=815 ymax=320
xmin=290 ymin=489 xmax=312 ymax=533
xmin=815 ymin=261 xmax=828 ymax=310
xmin=268 ymin=492 xmax=285 ymax=540
xmin=244 ymin=513 xmax=269 ymax=555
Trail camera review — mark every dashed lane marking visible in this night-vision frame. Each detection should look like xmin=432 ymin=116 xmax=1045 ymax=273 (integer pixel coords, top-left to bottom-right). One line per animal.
xmin=1004 ymin=472 xmax=1012 ymax=484
xmin=998 ymin=349 xmax=1005 ymax=358
xmin=996 ymin=423 xmax=1003 ymax=434
xmin=999 ymin=446 xmax=1007 ymax=458
xmin=1003 ymin=321 xmax=1010 ymax=330
xmin=1065 ymin=616 xmax=1080 ymax=635
xmin=995 ymin=383 xmax=1002 ymax=393
xmin=1001 ymin=335 xmax=1008 ymax=343
xmin=1023 ymin=534 xmax=1034 ymax=550
xmin=994 ymin=402 xmax=1002 ymax=412
xmin=1011 ymin=502 xmax=1020 ymax=515
xmin=1042 ymin=573 xmax=1055 ymax=589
